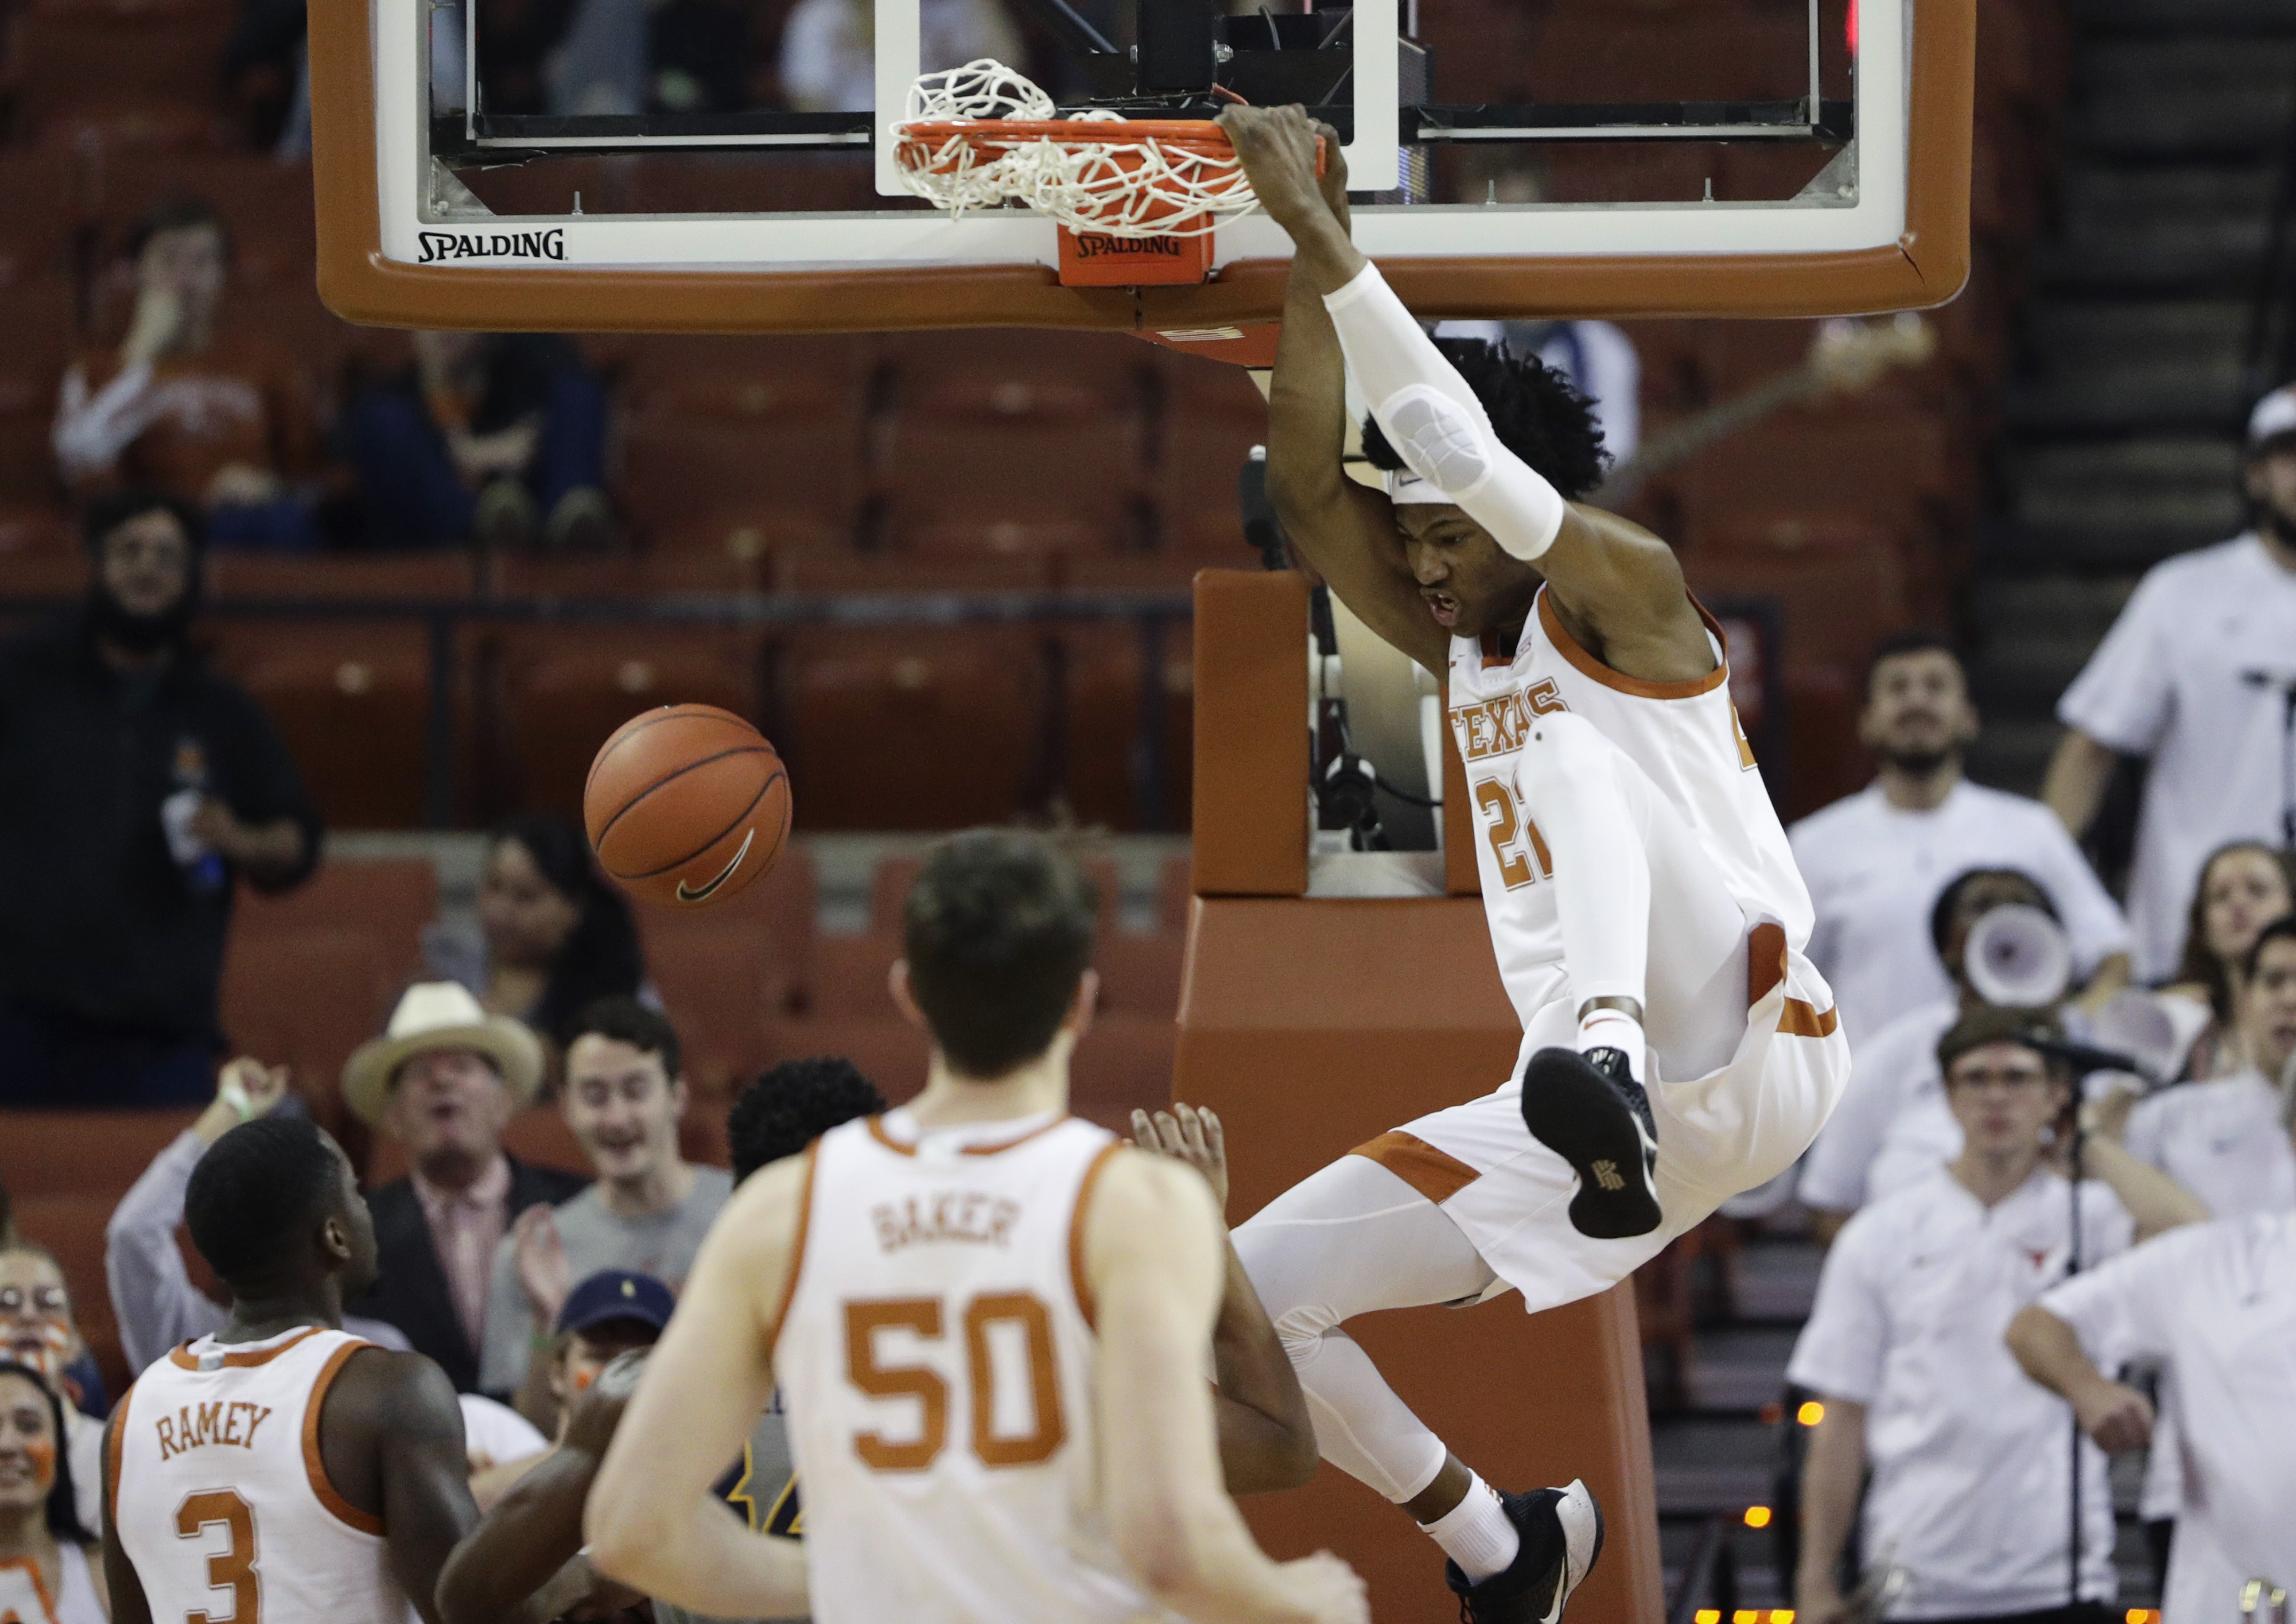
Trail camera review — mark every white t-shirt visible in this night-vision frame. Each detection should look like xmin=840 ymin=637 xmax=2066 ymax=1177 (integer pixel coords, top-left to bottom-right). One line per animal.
xmin=457 ymin=1393 xmax=549 ymax=1474
xmin=2039 ymin=1214 xmax=2296 ymax=1621
xmin=1788 ymin=1168 xmax=2134 ymax=1619
xmin=2125 ymin=1071 xmax=2296 ymax=1223
xmin=2057 ymin=533 xmax=2296 ymax=981
xmin=1798 ymin=997 xmax=1959 ymax=1214
xmin=1790 ymin=780 xmax=2130 ymax=1042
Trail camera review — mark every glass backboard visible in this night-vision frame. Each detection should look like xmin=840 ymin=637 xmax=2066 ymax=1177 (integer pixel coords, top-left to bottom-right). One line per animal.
xmin=309 ymin=0 xmax=1972 ymax=333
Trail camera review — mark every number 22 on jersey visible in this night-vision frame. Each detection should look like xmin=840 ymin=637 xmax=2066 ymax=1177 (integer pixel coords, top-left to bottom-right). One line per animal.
xmin=846 ymin=1292 xmax=1063 ymax=1471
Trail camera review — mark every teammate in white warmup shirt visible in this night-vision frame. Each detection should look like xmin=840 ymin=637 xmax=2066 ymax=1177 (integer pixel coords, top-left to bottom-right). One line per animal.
xmin=1790 ymin=632 xmax=2129 ymax=1042
xmin=1219 ymin=103 xmax=1850 ymax=1622
xmin=586 ymin=833 xmax=1365 ymax=1624
xmin=103 ymin=1117 xmax=480 ymax=1624
xmin=1789 ymin=1008 xmax=2204 ymax=1624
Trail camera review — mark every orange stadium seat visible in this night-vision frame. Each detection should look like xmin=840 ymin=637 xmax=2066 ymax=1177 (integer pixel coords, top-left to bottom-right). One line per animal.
xmin=764 ymin=1017 xmax=930 ymax=1104
xmin=86 ymin=154 xmax=316 ymax=282
xmin=883 ymin=500 xmax=1136 ymax=563
xmin=1056 ymin=621 xmax=1192 ymax=832
xmin=493 ymin=551 xmax=760 ymax=600
xmin=1526 ymin=13 xmax=1813 ymax=105
xmin=1153 ymin=351 xmax=1268 ymax=426
xmin=0 ymin=1109 xmax=202 ymax=1200
xmin=13 ymin=0 xmax=237 ymax=142
xmin=620 ymin=414 xmax=864 ymax=541
xmin=217 ymin=927 xmax=398 ymax=1129
xmin=231 ymin=857 xmax=438 ymax=985
xmin=1679 ymin=414 xmax=1967 ymax=555
xmin=800 ymin=932 xmax=903 ymax=1020
xmin=1062 ymin=553 xmax=1202 ymax=592
xmin=616 ymin=333 xmax=871 ymax=424
xmin=772 ymin=550 xmax=1049 ymax=594
xmin=646 ymin=504 xmax=850 ymax=565
xmin=1152 ymin=414 xmax=1265 ymax=507
xmin=206 ymin=553 xmax=477 ymax=602
xmin=872 ymin=417 xmax=1145 ymax=507
xmin=775 ymin=627 xmax=1048 ymax=829
xmin=621 ymin=151 xmax=888 ymax=216
xmin=0 ymin=508 xmax=75 ymax=558
xmin=204 ymin=621 xmax=438 ymax=830
xmin=1069 ymin=1015 xmax=1175 ymax=1130
xmin=1095 ymin=933 xmax=1184 ymax=1018
xmin=479 ymin=624 xmax=763 ymax=823
xmin=0 ymin=151 xmax=81 ymax=283
xmin=636 ymin=922 xmax=784 ymax=1091
xmin=881 ymin=328 xmax=1156 ymax=421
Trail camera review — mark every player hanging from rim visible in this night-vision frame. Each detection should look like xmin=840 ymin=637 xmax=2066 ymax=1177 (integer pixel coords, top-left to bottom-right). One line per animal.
xmin=437 ymin=1065 xmax=1320 ymax=1624
xmin=1214 ymin=104 xmax=1853 ymax=1624
xmin=102 ymin=1117 xmax=481 ymax=1624
xmin=585 ymin=832 xmax=1366 ymax=1624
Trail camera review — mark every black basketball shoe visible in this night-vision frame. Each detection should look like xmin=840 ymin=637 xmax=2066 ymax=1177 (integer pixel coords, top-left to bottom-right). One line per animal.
xmin=1443 ymin=1479 xmax=1606 ymax=1624
xmin=1518 ymin=1046 xmax=1661 ymax=1239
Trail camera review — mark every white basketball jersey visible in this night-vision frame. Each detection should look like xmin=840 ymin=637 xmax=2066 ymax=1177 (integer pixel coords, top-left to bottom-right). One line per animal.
xmin=112 ymin=1326 xmax=406 ymax=1624
xmin=1447 ymin=588 xmax=1814 ymax=1031
xmin=774 ymin=1111 xmax=1165 ymax=1624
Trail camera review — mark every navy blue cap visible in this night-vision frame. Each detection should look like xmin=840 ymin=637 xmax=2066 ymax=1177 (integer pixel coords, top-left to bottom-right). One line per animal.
xmin=556 ymin=1269 xmax=675 ymax=1338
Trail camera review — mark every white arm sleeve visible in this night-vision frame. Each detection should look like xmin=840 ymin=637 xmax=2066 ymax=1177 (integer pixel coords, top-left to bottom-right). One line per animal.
xmin=1322 ymin=262 xmax=1567 ymax=561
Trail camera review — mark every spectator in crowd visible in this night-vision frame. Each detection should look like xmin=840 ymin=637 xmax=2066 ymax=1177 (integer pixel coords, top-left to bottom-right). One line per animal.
xmin=52 ymin=199 xmax=323 ymax=550
xmin=2008 ymin=1203 xmax=2296 ymax=1618
xmin=478 ymin=1000 xmax=732 ymax=1415
xmin=336 ymin=332 xmax=613 ymax=550
xmin=2093 ymin=915 xmax=2296 ymax=1587
xmin=1798 ymin=867 xmax=2064 ymax=1237
xmin=1796 ymin=632 xmax=2131 ymax=1043
xmin=0 ymin=1251 xmax=101 ymax=1536
xmin=472 ymin=1268 xmax=673 ymax=1505
xmin=105 ymin=1057 xmax=415 ymax=1375
xmin=0 ymin=492 xmax=321 ymax=1108
xmin=2161 ymin=840 xmax=2296 ymax=1082
xmin=428 ymin=813 xmax=651 ymax=1050
xmin=779 ymin=0 xmax=1020 ymax=110
xmin=2045 ymin=384 xmax=2296 ymax=984
xmin=1791 ymin=1008 xmax=2206 ymax=1624
xmin=0 ymin=1362 xmax=103 ymax=1624
xmin=340 ymin=982 xmax=589 ymax=1393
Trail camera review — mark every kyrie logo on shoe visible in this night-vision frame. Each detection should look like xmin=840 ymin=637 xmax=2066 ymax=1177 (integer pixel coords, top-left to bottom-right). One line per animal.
xmin=1590 ymin=1160 xmax=1625 ymax=1192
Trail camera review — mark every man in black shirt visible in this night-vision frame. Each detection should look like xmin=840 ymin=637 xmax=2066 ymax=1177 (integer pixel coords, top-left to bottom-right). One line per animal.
xmin=0 ymin=489 xmax=321 ymax=1107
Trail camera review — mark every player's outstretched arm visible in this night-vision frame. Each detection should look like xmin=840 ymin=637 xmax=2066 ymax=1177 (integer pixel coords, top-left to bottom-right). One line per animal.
xmin=437 ymin=1353 xmax=647 ymax=1624
xmin=585 ymin=1157 xmax=810 ymax=1618
xmin=100 ymin=1411 xmax=156 ymax=1624
xmin=1227 ymin=104 xmax=1715 ymax=687
xmin=1089 ymin=1150 xmax=1367 ymax=1624
xmin=326 ymin=1349 xmax=482 ymax=1624
xmin=1250 ymin=119 xmax=1450 ymax=676
xmin=1132 ymin=1105 xmax=1318 ymax=1494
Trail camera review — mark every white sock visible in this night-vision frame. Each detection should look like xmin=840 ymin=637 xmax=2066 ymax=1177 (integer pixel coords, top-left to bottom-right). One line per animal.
xmin=1417 ymin=1472 xmax=1520 ymax=1583
xmin=1578 ymin=1008 xmax=1648 ymax=1086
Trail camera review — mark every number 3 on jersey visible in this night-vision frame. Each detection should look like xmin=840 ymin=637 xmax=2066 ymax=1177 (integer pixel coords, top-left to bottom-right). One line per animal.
xmin=1473 ymin=779 xmax=1553 ymax=891
xmin=846 ymin=1293 xmax=1063 ymax=1471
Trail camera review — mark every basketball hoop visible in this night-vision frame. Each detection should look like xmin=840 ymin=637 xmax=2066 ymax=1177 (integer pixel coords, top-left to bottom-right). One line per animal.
xmin=892 ymin=61 xmax=1320 ymax=285
xmin=894 ymin=61 xmax=1262 ymax=238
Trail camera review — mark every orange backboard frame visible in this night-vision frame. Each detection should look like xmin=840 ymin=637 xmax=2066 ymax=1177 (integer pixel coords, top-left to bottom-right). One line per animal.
xmin=309 ymin=0 xmax=1971 ymax=333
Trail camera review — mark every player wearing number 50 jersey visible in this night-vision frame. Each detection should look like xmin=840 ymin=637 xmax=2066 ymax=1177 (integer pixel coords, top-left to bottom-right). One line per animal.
xmin=1216 ymin=104 xmax=1852 ymax=1624
xmin=103 ymin=1118 xmax=479 ymax=1624
xmin=587 ymin=832 xmax=1368 ymax=1624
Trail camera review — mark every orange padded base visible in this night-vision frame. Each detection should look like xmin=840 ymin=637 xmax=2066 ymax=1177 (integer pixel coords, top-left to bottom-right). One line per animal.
xmin=1175 ymin=895 xmax=1665 ymax=1623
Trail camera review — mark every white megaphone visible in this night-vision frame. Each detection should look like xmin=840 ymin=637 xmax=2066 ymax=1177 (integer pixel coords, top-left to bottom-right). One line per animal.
xmin=1964 ymin=903 xmax=2073 ymax=1009
xmin=2091 ymin=989 xmax=2212 ymax=1090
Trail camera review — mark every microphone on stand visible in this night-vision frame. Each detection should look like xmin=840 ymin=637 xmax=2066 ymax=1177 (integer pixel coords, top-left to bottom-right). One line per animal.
xmin=2241 ymin=668 xmax=2296 ymax=850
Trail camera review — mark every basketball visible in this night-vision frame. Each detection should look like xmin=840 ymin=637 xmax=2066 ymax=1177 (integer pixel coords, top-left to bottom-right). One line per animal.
xmin=583 ymin=704 xmax=791 ymax=907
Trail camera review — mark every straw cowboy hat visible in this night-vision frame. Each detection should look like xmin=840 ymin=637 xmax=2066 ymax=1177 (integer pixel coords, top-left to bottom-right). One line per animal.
xmin=342 ymin=981 xmax=545 ymax=1129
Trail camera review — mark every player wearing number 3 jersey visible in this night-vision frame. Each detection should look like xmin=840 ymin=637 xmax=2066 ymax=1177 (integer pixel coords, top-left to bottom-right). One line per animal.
xmin=587 ymin=832 xmax=1368 ymax=1624
xmin=1217 ymin=104 xmax=1852 ymax=1623
xmin=103 ymin=1117 xmax=480 ymax=1624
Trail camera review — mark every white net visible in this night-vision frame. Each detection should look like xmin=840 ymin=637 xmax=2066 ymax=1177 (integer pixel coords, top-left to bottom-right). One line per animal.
xmin=893 ymin=61 xmax=1260 ymax=238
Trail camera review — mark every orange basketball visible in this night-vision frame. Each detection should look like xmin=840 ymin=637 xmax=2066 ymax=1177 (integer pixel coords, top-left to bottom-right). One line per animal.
xmin=584 ymin=704 xmax=791 ymax=907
